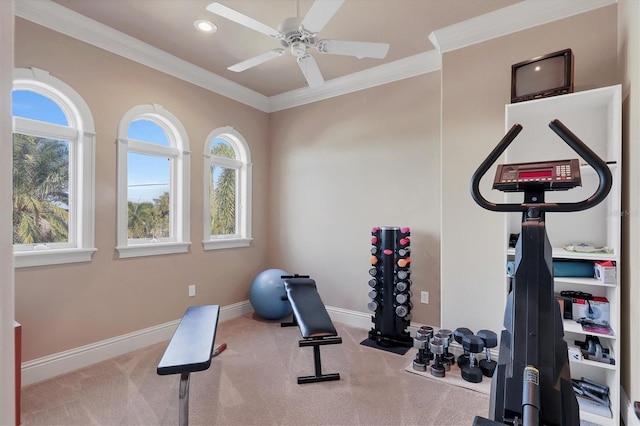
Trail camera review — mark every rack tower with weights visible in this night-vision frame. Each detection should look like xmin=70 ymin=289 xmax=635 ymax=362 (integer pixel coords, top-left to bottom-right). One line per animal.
xmin=367 ymin=226 xmax=413 ymax=348
xmin=470 ymin=119 xmax=612 ymax=425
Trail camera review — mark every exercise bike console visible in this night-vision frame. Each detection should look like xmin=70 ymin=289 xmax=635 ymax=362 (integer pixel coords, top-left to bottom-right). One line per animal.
xmin=493 ymin=159 xmax=581 ymax=192
xmin=470 ymin=119 xmax=612 ymax=426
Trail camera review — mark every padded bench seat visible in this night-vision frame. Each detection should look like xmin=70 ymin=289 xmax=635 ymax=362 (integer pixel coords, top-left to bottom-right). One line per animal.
xmin=157 ymin=305 xmax=220 ymax=426
xmin=284 ymin=277 xmax=342 ymax=384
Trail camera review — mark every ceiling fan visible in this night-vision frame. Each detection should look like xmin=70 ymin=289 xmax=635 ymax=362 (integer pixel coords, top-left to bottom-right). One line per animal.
xmin=206 ymin=0 xmax=390 ymax=88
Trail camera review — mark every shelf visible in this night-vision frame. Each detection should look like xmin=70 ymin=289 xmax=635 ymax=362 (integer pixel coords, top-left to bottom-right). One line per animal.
xmin=505 ymin=85 xmax=621 ymax=426
xmin=570 ymin=357 xmax=617 ymax=371
xmin=506 ymin=247 xmax=616 ymax=261
xmin=554 ymin=277 xmax=616 ymax=288
xmin=579 ymin=409 xmax=616 ymax=426
xmin=552 ymin=248 xmax=617 ymax=261
xmin=563 ymin=318 xmax=615 ymax=340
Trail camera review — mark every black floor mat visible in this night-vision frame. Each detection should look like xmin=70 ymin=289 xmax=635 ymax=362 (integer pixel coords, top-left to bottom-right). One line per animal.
xmin=360 ymin=338 xmax=412 ymax=355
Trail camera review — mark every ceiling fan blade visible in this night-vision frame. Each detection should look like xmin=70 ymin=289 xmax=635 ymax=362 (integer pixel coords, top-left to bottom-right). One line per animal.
xmin=300 ymin=0 xmax=345 ymax=34
xmin=206 ymin=2 xmax=281 ymax=39
xmin=228 ymin=49 xmax=286 ymax=72
xmin=317 ymin=40 xmax=390 ymax=59
xmin=297 ymin=54 xmax=324 ymax=88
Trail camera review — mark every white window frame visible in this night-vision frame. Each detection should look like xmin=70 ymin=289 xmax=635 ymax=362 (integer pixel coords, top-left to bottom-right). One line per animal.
xmin=116 ymin=104 xmax=190 ymax=258
xmin=203 ymin=126 xmax=252 ymax=250
xmin=12 ymin=68 xmax=96 ymax=268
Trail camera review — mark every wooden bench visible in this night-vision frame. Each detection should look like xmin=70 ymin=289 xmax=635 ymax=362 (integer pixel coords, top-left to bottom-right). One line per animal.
xmin=283 ymin=277 xmax=342 ymax=384
xmin=157 ymin=305 xmax=220 ymax=426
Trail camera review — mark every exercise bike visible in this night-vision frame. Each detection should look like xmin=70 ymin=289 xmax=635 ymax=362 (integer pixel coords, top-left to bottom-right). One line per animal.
xmin=470 ymin=119 xmax=612 ymax=426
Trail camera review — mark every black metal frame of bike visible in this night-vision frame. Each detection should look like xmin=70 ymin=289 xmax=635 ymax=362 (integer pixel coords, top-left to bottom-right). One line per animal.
xmin=470 ymin=119 xmax=612 ymax=426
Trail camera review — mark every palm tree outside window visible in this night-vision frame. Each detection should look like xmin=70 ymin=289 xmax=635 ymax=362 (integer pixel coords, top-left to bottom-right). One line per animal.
xmin=203 ymin=127 xmax=252 ymax=250
xmin=12 ymin=68 xmax=96 ymax=268
xmin=115 ymin=104 xmax=190 ymax=258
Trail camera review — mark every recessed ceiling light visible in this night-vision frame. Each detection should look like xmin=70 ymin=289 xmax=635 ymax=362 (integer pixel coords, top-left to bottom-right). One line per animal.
xmin=194 ymin=20 xmax=217 ymax=33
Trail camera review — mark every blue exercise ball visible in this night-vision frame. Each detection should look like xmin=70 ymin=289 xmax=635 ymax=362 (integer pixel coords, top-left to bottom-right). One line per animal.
xmin=249 ymin=269 xmax=293 ymax=320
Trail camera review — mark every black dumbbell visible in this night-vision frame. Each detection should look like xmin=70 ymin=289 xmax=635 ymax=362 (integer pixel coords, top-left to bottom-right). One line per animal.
xmin=429 ymin=337 xmax=446 ymax=378
xmin=412 ymin=326 xmax=433 ymax=371
xmin=453 ymin=327 xmax=473 ymax=367
xmin=461 ymin=334 xmax=484 ymax=383
xmin=435 ymin=329 xmax=455 ymax=369
xmin=477 ymin=329 xmax=498 ymax=377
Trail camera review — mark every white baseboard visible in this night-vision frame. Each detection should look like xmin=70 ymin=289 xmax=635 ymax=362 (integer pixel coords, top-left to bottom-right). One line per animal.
xmin=21 ymin=301 xmax=252 ymax=386
xmin=21 ymin=303 xmax=487 ymax=387
xmin=622 ymin=386 xmax=640 ymax=426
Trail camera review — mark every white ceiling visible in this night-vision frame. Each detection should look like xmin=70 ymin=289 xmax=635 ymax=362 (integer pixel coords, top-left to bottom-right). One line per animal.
xmin=50 ymin=0 xmax=520 ymax=97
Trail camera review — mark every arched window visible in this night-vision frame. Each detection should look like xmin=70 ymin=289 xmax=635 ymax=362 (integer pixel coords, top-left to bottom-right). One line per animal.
xmin=116 ymin=104 xmax=190 ymax=258
xmin=203 ymin=126 xmax=252 ymax=250
xmin=12 ymin=68 xmax=96 ymax=267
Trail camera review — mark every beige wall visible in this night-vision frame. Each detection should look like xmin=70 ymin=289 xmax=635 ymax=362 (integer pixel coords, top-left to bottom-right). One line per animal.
xmin=440 ymin=5 xmax=619 ymax=334
xmin=619 ymin=0 xmax=640 ymax=409
xmin=268 ymin=73 xmax=442 ymax=326
xmin=14 ymin=19 xmax=271 ymax=361
xmin=11 ymin=7 xmax=638 ymax=416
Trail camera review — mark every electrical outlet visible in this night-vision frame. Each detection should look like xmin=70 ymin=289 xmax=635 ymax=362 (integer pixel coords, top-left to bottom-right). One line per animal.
xmin=188 ymin=284 xmax=196 ymax=297
xmin=420 ymin=291 xmax=429 ymax=304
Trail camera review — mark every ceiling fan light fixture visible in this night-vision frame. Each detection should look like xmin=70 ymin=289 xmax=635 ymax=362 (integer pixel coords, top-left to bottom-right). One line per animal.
xmin=290 ymin=41 xmax=307 ymax=57
xmin=194 ymin=19 xmax=217 ymax=33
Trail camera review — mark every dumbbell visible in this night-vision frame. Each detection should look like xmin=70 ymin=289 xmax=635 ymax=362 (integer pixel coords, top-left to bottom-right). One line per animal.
xmin=453 ymin=327 xmax=473 ymax=367
xmin=477 ymin=329 xmax=498 ymax=377
xmin=461 ymin=334 xmax=484 ymax=383
xmin=418 ymin=326 xmax=435 ymax=362
xmin=435 ymin=329 xmax=455 ymax=369
xmin=412 ymin=326 xmax=434 ymax=371
xmin=429 ymin=337 xmax=446 ymax=378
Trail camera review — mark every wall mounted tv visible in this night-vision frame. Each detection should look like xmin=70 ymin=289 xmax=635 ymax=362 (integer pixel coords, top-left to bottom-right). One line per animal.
xmin=511 ymin=48 xmax=574 ymax=103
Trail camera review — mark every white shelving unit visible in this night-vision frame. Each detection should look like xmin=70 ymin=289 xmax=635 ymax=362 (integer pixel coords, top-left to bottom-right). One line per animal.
xmin=503 ymin=85 xmax=621 ymax=426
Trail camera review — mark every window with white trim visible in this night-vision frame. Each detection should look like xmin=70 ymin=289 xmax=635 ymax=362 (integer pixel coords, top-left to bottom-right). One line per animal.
xmin=203 ymin=126 xmax=252 ymax=250
xmin=116 ymin=104 xmax=190 ymax=258
xmin=12 ymin=68 xmax=96 ymax=268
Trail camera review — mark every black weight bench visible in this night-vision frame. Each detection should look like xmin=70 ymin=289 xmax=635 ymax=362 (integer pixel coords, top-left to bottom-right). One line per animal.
xmin=157 ymin=305 xmax=220 ymax=426
xmin=283 ymin=276 xmax=342 ymax=384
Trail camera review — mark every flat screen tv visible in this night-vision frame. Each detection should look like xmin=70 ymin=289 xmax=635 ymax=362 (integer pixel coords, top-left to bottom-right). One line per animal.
xmin=511 ymin=49 xmax=574 ymax=103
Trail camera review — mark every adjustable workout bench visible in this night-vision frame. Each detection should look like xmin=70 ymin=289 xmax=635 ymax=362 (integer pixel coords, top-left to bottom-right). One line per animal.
xmin=283 ymin=276 xmax=342 ymax=384
xmin=157 ymin=305 xmax=220 ymax=426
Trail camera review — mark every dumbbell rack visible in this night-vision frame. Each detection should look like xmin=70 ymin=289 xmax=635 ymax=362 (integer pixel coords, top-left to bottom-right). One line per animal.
xmin=367 ymin=226 xmax=413 ymax=348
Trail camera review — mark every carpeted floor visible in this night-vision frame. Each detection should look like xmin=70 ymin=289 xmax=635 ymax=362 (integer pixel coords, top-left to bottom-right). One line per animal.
xmin=20 ymin=314 xmax=490 ymax=425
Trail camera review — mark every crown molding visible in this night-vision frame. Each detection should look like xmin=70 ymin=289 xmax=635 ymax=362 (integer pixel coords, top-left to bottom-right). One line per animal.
xmin=14 ymin=0 xmax=441 ymax=112
xmin=15 ymin=0 xmax=617 ymax=112
xmin=14 ymin=0 xmax=271 ymax=112
xmin=428 ymin=0 xmax=617 ymax=54
xmin=268 ymin=51 xmax=441 ymax=112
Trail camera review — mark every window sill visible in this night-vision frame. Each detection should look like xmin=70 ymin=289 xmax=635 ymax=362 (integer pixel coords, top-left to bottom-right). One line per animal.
xmin=116 ymin=242 xmax=191 ymax=259
xmin=14 ymin=247 xmax=97 ymax=268
xmin=203 ymin=238 xmax=252 ymax=250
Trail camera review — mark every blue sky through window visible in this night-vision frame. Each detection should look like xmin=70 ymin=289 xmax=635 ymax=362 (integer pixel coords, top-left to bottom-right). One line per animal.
xmin=13 ymin=91 xmax=171 ymax=204
xmin=12 ymin=90 xmax=68 ymax=125
xmin=128 ymin=152 xmax=170 ymax=203
xmin=127 ymin=120 xmax=171 ymax=202
xmin=128 ymin=119 xmax=170 ymax=146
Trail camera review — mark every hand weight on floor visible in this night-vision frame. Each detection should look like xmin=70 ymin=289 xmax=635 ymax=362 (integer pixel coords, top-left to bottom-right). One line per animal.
xmin=429 ymin=337 xmax=446 ymax=378
xmin=435 ymin=329 xmax=455 ymax=369
xmin=461 ymin=334 xmax=484 ymax=383
xmin=476 ymin=329 xmax=498 ymax=377
xmin=453 ymin=327 xmax=473 ymax=368
xmin=412 ymin=326 xmax=434 ymax=371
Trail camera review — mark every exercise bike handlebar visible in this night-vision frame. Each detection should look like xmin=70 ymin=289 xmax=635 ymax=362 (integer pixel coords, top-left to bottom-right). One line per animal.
xmin=470 ymin=119 xmax=613 ymax=213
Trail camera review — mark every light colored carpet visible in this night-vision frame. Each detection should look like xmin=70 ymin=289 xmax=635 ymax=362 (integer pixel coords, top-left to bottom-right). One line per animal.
xmin=21 ymin=314 xmax=490 ymax=425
